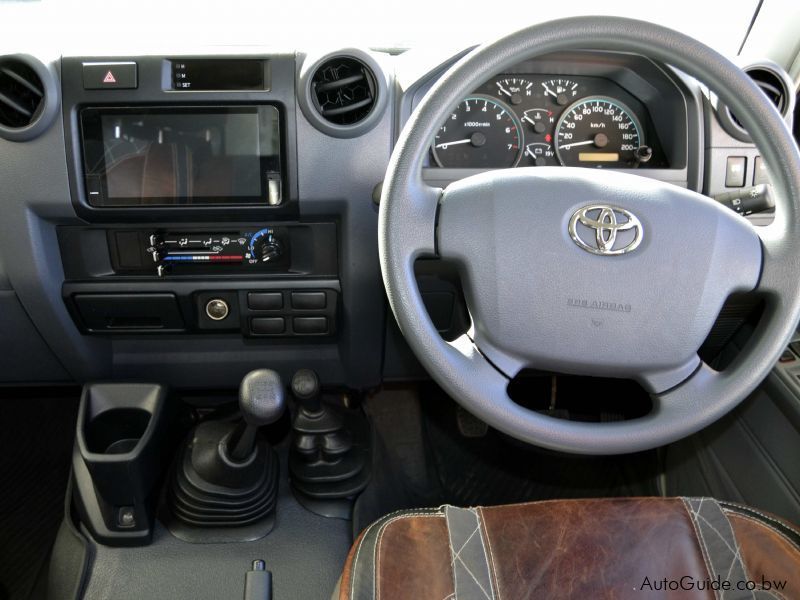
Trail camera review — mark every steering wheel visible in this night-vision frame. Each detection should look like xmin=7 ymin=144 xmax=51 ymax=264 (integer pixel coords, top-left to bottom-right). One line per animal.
xmin=379 ymin=16 xmax=800 ymax=455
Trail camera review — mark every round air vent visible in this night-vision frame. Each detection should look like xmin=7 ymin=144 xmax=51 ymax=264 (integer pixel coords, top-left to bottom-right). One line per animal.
xmin=311 ymin=57 xmax=377 ymax=125
xmin=299 ymin=50 xmax=387 ymax=138
xmin=717 ymin=61 xmax=795 ymax=142
xmin=0 ymin=55 xmax=59 ymax=142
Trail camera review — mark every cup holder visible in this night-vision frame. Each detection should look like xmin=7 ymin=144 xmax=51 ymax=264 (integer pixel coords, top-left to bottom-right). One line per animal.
xmin=74 ymin=383 xmax=171 ymax=546
xmin=83 ymin=407 xmax=151 ymax=455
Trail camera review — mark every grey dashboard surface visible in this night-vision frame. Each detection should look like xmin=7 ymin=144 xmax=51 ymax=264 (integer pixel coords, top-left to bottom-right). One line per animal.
xmin=0 ymin=55 xmax=107 ymax=383
xmin=0 ymin=49 xmax=395 ymax=389
xmin=0 ymin=42 xmax=787 ymax=388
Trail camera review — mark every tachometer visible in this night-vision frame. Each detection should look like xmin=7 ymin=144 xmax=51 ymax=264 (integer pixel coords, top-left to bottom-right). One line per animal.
xmin=555 ymin=97 xmax=643 ymax=168
xmin=432 ymin=95 xmax=523 ymax=169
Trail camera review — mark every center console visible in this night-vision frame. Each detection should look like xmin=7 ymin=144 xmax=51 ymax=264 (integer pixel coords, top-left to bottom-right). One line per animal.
xmin=56 ymin=53 xmax=346 ymax=363
xmin=60 ymin=223 xmax=338 ymax=337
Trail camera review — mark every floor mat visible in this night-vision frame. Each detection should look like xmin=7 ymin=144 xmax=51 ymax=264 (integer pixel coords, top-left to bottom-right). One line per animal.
xmin=422 ymin=385 xmax=661 ymax=506
xmin=354 ymin=384 xmax=660 ymax=535
xmin=0 ymin=389 xmax=79 ymax=600
xmin=354 ymin=387 xmax=443 ymax=534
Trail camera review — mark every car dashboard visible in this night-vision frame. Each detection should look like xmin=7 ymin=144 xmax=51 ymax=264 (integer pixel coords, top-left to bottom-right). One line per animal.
xmin=0 ymin=44 xmax=793 ymax=389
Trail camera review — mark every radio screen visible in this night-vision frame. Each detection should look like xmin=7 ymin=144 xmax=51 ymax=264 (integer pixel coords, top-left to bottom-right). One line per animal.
xmin=80 ymin=105 xmax=282 ymax=207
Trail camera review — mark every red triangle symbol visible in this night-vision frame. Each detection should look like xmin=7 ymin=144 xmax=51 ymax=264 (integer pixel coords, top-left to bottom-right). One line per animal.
xmin=103 ymin=70 xmax=116 ymax=84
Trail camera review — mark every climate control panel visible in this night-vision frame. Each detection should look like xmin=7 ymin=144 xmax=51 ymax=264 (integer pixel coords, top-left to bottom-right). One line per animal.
xmin=148 ymin=228 xmax=287 ymax=276
xmin=59 ymin=222 xmax=340 ymax=337
xmin=108 ymin=227 xmax=297 ymax=277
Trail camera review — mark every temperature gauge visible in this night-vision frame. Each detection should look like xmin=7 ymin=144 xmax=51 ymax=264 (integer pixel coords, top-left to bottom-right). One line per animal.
xmin=521 ymin=108 xmax=555 ymax=134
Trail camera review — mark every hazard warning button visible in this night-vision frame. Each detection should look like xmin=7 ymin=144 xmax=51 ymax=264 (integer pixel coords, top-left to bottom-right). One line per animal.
xmin=82 ymin=62 xmax=138 ymax=90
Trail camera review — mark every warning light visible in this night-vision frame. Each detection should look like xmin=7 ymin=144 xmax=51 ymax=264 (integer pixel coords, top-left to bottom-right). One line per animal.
xmin=103 ymin=71 xmax=116 ymax=84
xmin=545 ymin=134 xmax=552 ymax=143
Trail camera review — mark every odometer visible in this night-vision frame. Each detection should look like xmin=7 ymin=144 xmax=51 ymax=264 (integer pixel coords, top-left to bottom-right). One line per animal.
xmin=555 ymin=97 xmax=643 ymax=168
xmin=432 ymin=95 xmax=523 ymax=169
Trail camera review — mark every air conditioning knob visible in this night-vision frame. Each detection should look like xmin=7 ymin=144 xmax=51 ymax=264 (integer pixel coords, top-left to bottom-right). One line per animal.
xmin=255 ymin=234 xmax=283 ymax=263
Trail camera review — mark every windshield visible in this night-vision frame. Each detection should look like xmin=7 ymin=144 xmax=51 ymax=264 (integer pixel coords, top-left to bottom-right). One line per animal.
xmin=0 ymin=0 xmax=760 ymax=56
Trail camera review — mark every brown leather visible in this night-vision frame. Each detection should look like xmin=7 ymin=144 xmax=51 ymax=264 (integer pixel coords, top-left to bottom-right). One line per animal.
xmin=478 ymin=498 xmax=712 ymax=599
xmin=339 ymin=498 xmax=800 ymax=600
xmin=373 ymin=513 xmax=453 ymax=600
xmin=728 ymin=511 xmax=800 ymax=598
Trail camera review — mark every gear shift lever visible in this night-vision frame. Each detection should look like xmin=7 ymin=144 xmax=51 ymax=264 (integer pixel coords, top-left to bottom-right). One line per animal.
xmin=229 ymin=369 xmax=285 ymax=461
xmin=288 ymin=368 xmax=371 ymax=507
xmin=166 ymin=369 xmax=285 ymax=541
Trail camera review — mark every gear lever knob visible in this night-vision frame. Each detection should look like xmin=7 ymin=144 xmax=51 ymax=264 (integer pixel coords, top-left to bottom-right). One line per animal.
xmin=291 ymin=368 xmax=321 ymax=414
xmin=229 ymin=369 xmax=286 ymax=461
xmin=239 ymin=369 xmax=286 ymax=428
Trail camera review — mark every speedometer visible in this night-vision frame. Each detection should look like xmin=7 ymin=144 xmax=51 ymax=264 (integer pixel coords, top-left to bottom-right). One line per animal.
xmin=555 ymin=97 xmax=643 ymax=168
xmin=432 ymin=95 xmax=523 ymax=169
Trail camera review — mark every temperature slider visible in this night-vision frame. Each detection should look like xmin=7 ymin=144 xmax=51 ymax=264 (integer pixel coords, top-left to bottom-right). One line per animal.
xmin=162 ymin=254 xmax=244 ymax=263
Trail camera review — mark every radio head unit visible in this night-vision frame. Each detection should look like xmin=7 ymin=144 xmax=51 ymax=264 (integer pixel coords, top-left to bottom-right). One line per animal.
xmin=79 ymin=105 xmax=282 ymax=207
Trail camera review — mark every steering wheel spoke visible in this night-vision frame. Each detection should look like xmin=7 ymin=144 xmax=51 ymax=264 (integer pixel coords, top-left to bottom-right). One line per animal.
xmin=380 ymin=177 xmax=442 ymax=263
xmin=446 ymin=334 xmax=514 ymax=389
xmin=638 ymin=355 xmax=703 ymax=395
xmin=753 ymin=222 xmax=794 ymax=297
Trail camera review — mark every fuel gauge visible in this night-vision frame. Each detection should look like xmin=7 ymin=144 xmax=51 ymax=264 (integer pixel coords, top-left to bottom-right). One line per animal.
xmin=541 ymin=79 xmax=580 ymax=106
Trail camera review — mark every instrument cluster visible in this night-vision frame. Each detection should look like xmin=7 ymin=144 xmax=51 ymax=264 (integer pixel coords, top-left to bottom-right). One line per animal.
xmin=430 ymin=74 xmax=666 ymax=170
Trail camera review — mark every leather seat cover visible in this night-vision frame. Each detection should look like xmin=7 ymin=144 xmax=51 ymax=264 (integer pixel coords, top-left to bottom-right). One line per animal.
xmin=339 ymin=498 xmax=800 ymax=600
